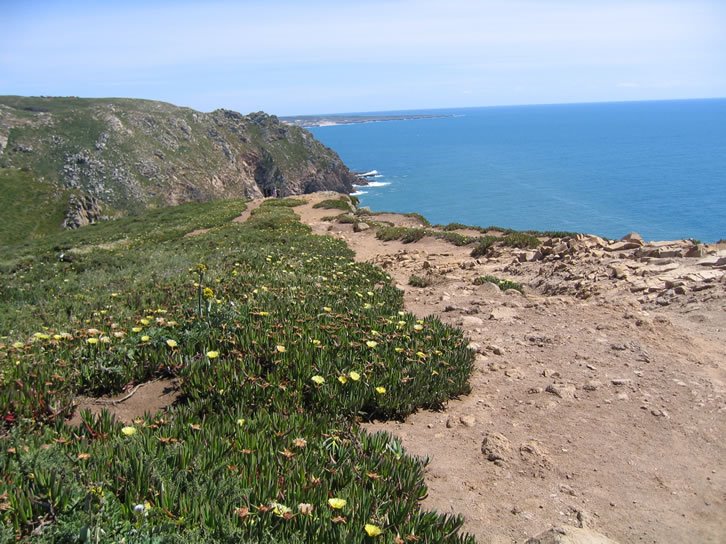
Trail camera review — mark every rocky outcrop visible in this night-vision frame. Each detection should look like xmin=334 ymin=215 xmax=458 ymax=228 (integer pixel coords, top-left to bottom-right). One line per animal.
xmin=63 ymin=194 xmax=105 ymax=229
xmin=0 ymin=96 xmax=358 ymax=228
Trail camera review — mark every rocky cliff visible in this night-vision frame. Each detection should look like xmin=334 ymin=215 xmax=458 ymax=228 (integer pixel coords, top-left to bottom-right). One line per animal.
xmin=0 ymin=96 xmax=357 ymax=228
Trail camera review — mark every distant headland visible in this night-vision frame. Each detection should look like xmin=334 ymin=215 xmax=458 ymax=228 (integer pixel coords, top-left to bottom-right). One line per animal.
xmin=281 ymin=113 xmax=452 ymax=128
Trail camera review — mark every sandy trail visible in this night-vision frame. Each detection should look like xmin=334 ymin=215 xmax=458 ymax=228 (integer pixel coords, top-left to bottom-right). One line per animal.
xmin=294 ymin=193 xmax=726 ymax=544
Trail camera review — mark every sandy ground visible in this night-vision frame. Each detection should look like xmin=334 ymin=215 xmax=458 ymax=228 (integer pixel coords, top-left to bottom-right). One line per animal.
xmin=73 ymin=194 xmax=725 ymax=543
xmin=294 ymin=194 xmax=726 ymax=544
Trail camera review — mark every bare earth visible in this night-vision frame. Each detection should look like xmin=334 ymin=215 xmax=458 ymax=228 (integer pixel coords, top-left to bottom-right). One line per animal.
xmin=294 ymin=194 xmax=726 ymax=544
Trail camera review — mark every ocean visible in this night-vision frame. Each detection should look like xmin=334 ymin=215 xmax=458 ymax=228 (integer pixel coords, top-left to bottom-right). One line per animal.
xmin=309 ymin=99 xmax=726 ymax=242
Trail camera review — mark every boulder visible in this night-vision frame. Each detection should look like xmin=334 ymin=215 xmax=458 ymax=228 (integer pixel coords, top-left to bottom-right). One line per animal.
xmin=621 ymin=232 xmax=644 ymax=245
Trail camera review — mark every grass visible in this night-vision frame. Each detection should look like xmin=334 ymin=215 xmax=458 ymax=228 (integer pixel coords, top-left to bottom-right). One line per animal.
xmin=473 ymin=275 xmax=524 ymax=293
xmin=0 ymin=168 xmax=69 ymax=246
xmin=0 ymin=199 xmax=475 ymax=543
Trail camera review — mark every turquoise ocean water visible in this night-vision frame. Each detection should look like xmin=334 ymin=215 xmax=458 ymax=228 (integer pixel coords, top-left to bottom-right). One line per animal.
xmin=310 ymin=99 xmax=726 ymax=242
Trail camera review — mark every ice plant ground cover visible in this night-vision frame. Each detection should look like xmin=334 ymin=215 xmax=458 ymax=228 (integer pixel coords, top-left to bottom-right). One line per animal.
xmin=0 ymin=198 xmax=475 ymax=542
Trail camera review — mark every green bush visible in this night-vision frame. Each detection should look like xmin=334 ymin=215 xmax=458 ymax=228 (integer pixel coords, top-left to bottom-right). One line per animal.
xmin=312 ymin=199 xmax=351 ymax=211
xmin=375 ymin=227 xmax=426 ymax=244
xmin=500 ymin=232 xmax=541 ymax=249
xmin=469 ymin=236 xmax=498 ymax=258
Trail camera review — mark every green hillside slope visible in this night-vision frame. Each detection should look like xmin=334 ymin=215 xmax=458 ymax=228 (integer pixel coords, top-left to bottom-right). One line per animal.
xmin=0 ymin=96 xmax=357 ymax=236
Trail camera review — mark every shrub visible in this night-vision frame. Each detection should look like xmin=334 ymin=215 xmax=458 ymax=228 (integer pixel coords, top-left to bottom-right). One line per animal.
xmin=469 ymin=236 xmax=498 ymax=258
xmin=408 ymin=274 xmax=433 ymax=288
xmin=500 ymin=232 xmax=540 ymax=249
xmin=375 ymin=226 xmax=427 ymax=243
xmin=312 ymin=199 xmax=351 ymax=211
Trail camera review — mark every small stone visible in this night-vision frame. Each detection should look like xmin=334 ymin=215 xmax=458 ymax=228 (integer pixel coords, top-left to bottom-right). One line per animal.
xmin=559 ymin=484 xmax=577 ymax=496
xmin=621 ymin=232 xmax=644 ymax=245
xmin=481 ymin=432 xmax=511 ymax=463
xmin=459 ymin=415 xmax=476 ymax=428
xmin=583 ymin=380 xmax=601 ymax=391
xmin=489 ymin=344 xmax=504 ymax=356
xmin=546 ymin=383 xmax=576 ymax=399
xmin=461 ymin=316 xmax=485 ymax=328
xmin=611 ymin=378 xmax=632 ymax=386
xmin=616 ymin=393 xmax=629 ymax=401
xmin=651 ymin=408 xmax=669 ymax=418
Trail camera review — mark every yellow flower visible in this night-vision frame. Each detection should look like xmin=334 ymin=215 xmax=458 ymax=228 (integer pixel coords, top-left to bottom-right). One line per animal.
xmin=203 ymin=287 xmax=214 ymax=299
xmin=141 ymin=335 xmax=150 ymax=342
xmin=338 ymin=375 xmax=348 ymax=384
xmin=237 ymin=418 xmax=246 ymax=427
xmin=364 ymin=524 xmax=383 ymax=537
xmin=327 ymin=498 xmax=346 ymax=509
xmin=140 ymin=319 xmax=150 ymax=326
xmin=12 ymin=341 xmax=24 ymax=349
xmin=33 ymin=332 xmax=50 ymax=340
xmin=311 ymin=339 xmax=321 ymax=345
xmin=207 ymin=350 xmax=219 ymax=359
xmin=323 ymin=306 xmax=332 ymax=312
xmin=121 ymin=426 xmax=137 ymax=436
xmin=53 ymin=334 xmax=62 ymax=340
xmin=413 ymin=324 xmax=424 ymax=331
xmin=87 ymin=338 xmax=99 ymax=345
xmin=131 ymin=327 xmax=143 ymax=333
xmin=394 ymin=347 xmax=405 ymax=353
xmin=276 ymin=345 xmax=286 ymax=353
xmin=366 ymin=341 xmax=378 ymax=348
xmin=311 ymin=375 xmax=325 ymax=385
xmin=348 ymin=371 xmax=361 ymax=381
xmin=166 ymin=339 xmax=178 ymax=348
xmin=416 ymin=351 xmax=426 ymax=358
xmin=375 ymin=386 xmax=386 ymax=395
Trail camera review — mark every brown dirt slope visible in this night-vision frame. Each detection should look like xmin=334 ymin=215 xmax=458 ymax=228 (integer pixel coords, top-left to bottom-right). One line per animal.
xmin=294 ymin=193 xmax=726 ymax=544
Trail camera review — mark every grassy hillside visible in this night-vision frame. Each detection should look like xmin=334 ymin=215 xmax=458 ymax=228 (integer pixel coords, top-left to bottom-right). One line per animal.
xmin=0 ymin=168 xmax=69 ymax=246
xmin=0 ymin=96 xmax=357 ymax=236
xmin=0 ymin=198 xmax=475 ymax=543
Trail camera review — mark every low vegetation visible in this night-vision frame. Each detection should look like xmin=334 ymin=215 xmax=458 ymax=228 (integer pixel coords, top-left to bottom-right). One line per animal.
xmin=312 ymin=198 xmax=352 ymax=211
xmin=0 ymin=199 xmax=475 ymax=543
xmin=473 ymin=275 xmax=524 ymax=293
xmin=408 ymin=274 xmax=434 ymax=288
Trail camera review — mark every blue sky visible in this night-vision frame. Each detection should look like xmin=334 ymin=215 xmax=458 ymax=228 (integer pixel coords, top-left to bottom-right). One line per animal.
xmin=1 ymin=0 xmax=724 ymax=115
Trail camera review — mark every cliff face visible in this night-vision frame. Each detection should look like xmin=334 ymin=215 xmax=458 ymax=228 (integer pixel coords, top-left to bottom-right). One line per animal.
xmin=0 ymin=97 xmax=357 ymax=228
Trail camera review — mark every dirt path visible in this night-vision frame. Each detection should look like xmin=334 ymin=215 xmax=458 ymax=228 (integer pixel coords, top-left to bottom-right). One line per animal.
xmin=294 ymin=194 xmax=726 ymax=544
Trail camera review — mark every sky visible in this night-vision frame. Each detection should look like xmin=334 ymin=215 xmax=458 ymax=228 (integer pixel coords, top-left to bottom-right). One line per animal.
xmin=1 ymin=0 xmax=725 ymax=116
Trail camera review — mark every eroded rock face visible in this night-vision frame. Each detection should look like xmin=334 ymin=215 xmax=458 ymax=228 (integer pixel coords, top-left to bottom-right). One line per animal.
xmin=63 ymin=194 xmax=104 ymax=229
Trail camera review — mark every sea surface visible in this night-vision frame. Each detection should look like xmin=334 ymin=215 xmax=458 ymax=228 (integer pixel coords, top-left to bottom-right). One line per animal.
xmin=310 ymin=99 xmax=726 ymax=242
